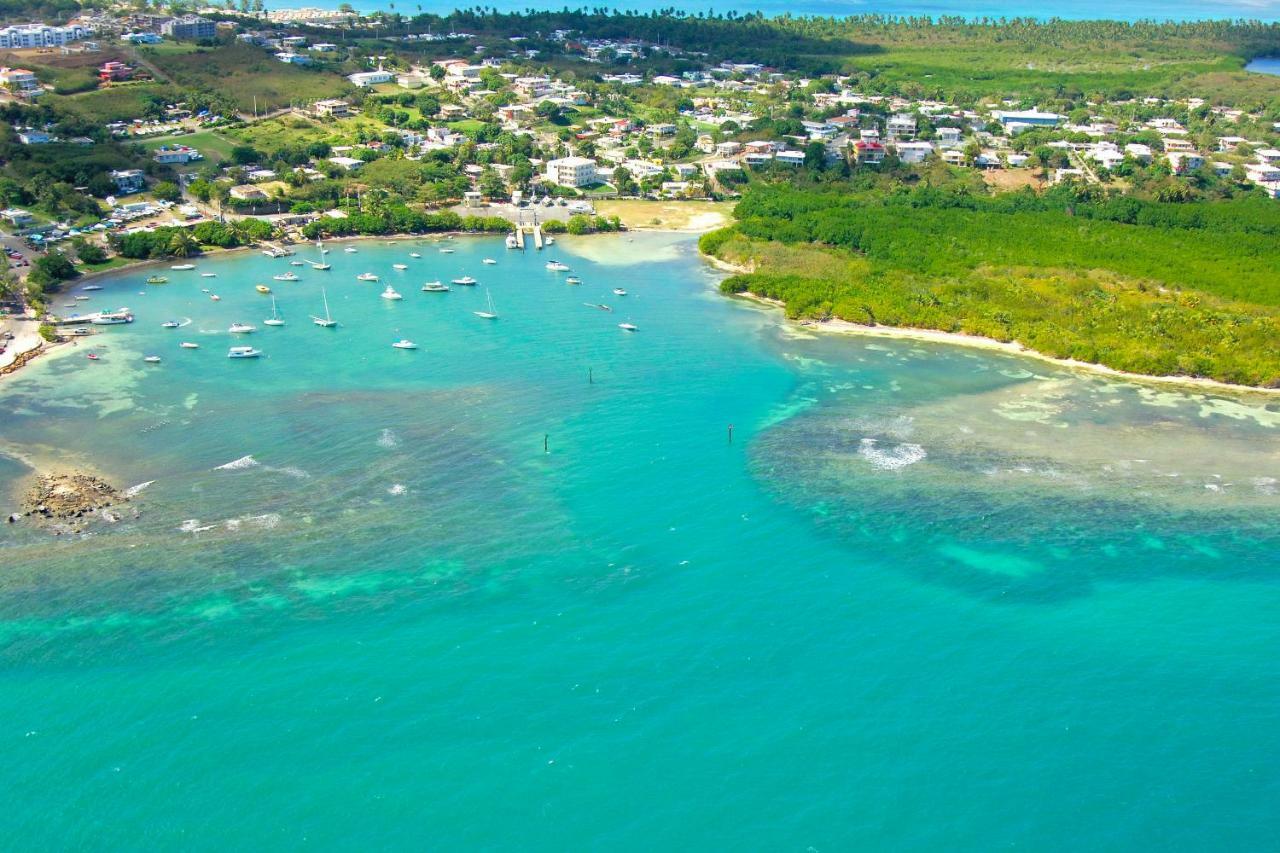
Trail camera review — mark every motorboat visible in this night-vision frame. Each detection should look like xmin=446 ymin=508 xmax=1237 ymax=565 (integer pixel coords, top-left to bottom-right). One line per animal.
xmin=81 ymin=284 xmax=102 ymax=291
xmin=357 ymin=272 xmax=380 ymax=282
xmin=439 ymin=247 xmax=455 ymax=254
xmin=344 ymin=247 xmax=358 ymax=253
xmin=391 ymin=339 xmax=418 ymax=350
xmin=264 ymin=296 xmax=284 ymax=327
xmin=272 ymin=272 xmax=298 ymax=282
xmin=86 ymin=353 xmax=100 ymax=361
xmin=545 ymin=236 xmax=556 ymax=245
xmin=170 ymin=263 xmax=195 ymax=271
xmin=505 ymin=234 xmax=519 ymax=249
xmin=545 ymin=261 xmax=569 ymax=271
xmin=75 ymin=295 xmax=91 ymax=301
xmin=565 ymin=276 xmax=581 ymax=285
xmin=161 ymin=320 xmax=180 ymax=328
xmin=392 ymin=263 xmax=408 ymax=270
xmin=91 ymin=310 xmax=134 ymax=325
xmin=482 ymin=258 xmax=497 ymax=265
xmin=229 ymin=322 xmax=256 ymax=334
xmin=201 ymin=288 xmax=210 ymax=293
xmin=290 ymin=260 xmax=305 ymax=267
xmin=201 ymin=273 xmax=217 ymax=278
xmin=451 ymin=276 xmax=477 ymax=286
xmin=210 ymin=294 xmax=221 ymax=301
xmin=381 ymin=285 xmax=403 ymax=301
xmin=422 ymin=281 xmax=449 ymax=292
xmin=227 ymin=346 xmax=261 ymax=359
xmin=618 ymin=323 xmax=638 ymax=332
xmin=312 ymin=287 xmax=337 ymax=327
xmin=256 ymin=284 xmax=271 ymax=294
xmin=71 ymin=327 xmax=91 ymax=336
xmin=180 ymin=342 xmax=200 ymax=349
xmin=613 ymin=288 xmax=627 ymax=296
xmin=409 ymin=252 xmax=422 ymax=258
xmin=146 ymin=275 xmax=168 ymax=284
xmin=144 ymin=355 xmax=162 ymax=363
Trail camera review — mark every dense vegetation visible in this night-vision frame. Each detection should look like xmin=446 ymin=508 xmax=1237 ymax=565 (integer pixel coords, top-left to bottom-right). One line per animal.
xmin=703 ymin=181 xmax=1280 ymax=386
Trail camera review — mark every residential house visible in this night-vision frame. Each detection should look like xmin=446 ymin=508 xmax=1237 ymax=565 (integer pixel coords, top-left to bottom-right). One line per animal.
xmin=1166 ymin=151 xmax=1204 ymax=174
xmin=16 ymin=129 xmax=51 ymax=144
xmin=936 ymin=127 xmax=963 ymax=148
xmin=0 ymin=68 xmax=40 ymax=97
xmin=895 ymin=141 xmax=934 ymax=163
xmin=774 ymin=150 xmax=806 ymax=167
xmin=228 ymin=184 xmax=268 ymax=201
xmin=992 ymin=109 xmax=1062 ymax=133
xmin=98 ymin=61 xmax=132 ymax=82
xmin=853 ymin=140 xmax=885 ymax=165
xmin=348 ymin=68 xmax=393 ymax=87
xmin=110 ymin=169 xmax=145 ymax=194
xmin=886 ymin=113 xmax=917 ymax=141
xmin=312 ymin=99 xmax=351 ymax=119
xmin=152 ymin=145 xmax=201 ymax=164
xmin=1 ymin=208 xmax=34 ymax=227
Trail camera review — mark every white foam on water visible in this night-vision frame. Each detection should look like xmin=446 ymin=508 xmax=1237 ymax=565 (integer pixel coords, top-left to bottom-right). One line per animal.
xmin=1252 ymin=477 xmax=1277 ymax=495
xmin=266 ymin=465 xmax=310 ymax=479
xmin=858 ymin=438 xmax=927 ymax=470
xmin=178 ymin=519 xmax=215 ymax=533
xmin=388 ymin=483 xmax=407 ymax=495
xmin=377 ymin=429 xmax=399 ymax=448
xmin=123 ymin=480 xmax=154 ymax=497
xmin=213 ymin=455 xmax=259 ymax=471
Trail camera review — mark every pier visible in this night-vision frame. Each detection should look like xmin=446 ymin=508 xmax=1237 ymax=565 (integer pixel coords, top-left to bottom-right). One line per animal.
xmin=532 ymin=224 xmax=544 ymax=250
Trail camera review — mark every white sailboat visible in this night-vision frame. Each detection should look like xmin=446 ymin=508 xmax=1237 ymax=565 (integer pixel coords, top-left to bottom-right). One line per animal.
xmin=264 ymin=296 xmax=285 ymax=326
xmin=474 ymin=289 xmax=498 ymax=320
xmin=312 ymin=287 xmax=337 ymax=327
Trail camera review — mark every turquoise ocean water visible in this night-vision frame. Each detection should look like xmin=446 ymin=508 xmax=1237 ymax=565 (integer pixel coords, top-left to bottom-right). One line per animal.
xmin=1 ymin=233 xmax=1278 ymax=848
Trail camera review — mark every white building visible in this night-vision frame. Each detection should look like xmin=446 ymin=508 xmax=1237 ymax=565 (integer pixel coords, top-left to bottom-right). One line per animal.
xmin=544 ymin=156 xmax=599 ymax=188
xmin=348 ymin=69 xmax=393 ymax=87
xmin=0 ymin=24 xmax=87 ymax=49
xmin=895 ymin=141 xmax=935 ymax=163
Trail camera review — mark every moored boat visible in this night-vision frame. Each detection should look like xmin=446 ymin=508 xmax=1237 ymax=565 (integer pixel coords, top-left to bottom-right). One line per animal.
xmin=422 ymin=281 xmax=449 ymax=292
xmin=227 ymin=346 xmax=261 ymax=359
xmin=381 ymin=285 xmax=403 ymax=300
xmin=392 ymin=339 xmax=418 ymax=350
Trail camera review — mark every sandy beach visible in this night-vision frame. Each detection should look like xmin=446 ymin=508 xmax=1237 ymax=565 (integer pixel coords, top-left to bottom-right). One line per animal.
xmin=729 ymin=289 xmax=1280 ymax=398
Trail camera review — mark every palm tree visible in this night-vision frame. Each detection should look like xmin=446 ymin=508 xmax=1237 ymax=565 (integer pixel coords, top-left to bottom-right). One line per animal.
xmin=168 ymin=229 xmax=198 ymax=258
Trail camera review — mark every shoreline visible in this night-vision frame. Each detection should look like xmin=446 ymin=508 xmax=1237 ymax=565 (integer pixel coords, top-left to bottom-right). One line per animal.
xmin=727 ymin=288 xmax=1280 ymax=398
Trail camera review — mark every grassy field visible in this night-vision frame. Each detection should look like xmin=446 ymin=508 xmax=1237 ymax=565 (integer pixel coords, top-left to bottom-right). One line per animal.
xmin=594 ymin=199 xmax=733 ymax=231
xmin=140 ymin=129 xmax=237 ymax=164
xmin=226 ymin=114 xmax=372 ymax=151
xmin=139 ymin=43 xmax=350 ymax=113
xmin=47 ymin=83 xmax=179 ymax=122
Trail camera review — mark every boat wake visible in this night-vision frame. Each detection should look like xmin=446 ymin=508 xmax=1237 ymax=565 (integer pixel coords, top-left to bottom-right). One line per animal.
xmin=213 ymin=455 xmax=259 ymax=471
xmin=124 ymin=480 xmax=155 ymax=498
xmin=377 ymin=428 xmax=399 ymax=449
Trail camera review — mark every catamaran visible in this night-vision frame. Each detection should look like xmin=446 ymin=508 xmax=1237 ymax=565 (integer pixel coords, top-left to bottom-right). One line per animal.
xmin=264 ymin=296 xmax=284 ymax=327
xmin=312 ymin=287 xmax=337 ymax=327
xmin=474 ymin=289 xmax=498 ymax=320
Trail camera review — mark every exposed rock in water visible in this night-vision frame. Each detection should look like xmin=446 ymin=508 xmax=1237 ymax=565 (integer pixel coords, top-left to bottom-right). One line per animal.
xmin=19 ymin=472 xmax=129 ymax=532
